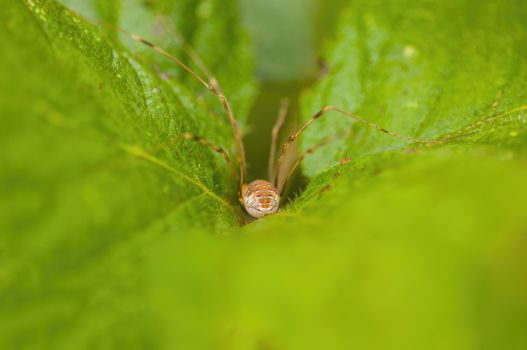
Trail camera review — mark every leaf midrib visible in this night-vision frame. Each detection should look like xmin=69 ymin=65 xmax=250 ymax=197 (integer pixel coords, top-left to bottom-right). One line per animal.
xmin=36 ymin=104 xmax=239 ymax=218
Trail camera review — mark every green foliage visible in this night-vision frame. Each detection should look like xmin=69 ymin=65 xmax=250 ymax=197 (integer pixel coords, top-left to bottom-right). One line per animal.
xmin=300 ymin=0 xmax=527 ymax=176
xmin=1 ymin=0 xmax=526 ymax=349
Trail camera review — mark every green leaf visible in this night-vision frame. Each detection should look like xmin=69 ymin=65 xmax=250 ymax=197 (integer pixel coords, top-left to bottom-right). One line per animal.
xmin=288 ymin=0 xmax=527 ymax=212
xmin=2 ymin=0 xmax=252 ymax=228
xmin=1 ymin=0 xmax=250 ymax=344
xmin=1 ymin=0 xmax=527 ymax=349
xmin=299 ymin=0 xmax=527 ymax=177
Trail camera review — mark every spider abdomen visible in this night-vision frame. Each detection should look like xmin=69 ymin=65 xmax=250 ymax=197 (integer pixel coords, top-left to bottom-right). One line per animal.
xmin=243 ymin=180 xmax=280 ymax=218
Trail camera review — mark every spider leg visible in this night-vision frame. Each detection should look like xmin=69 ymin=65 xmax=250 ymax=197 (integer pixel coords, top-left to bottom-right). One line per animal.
xmin=180 ymin=132 xmax=238 ymax=184
xmin=269 ymin=98 xmax=290 ymax=183
xmin=156 ymin=15 xmax=221 ymax=91
xmin=278 ymin=132 xmax=347 ymax=194
xmin=89 ymin=15 xmax=247 ymax=189
xmin=274 ymin=105 xmax=479 ymax=187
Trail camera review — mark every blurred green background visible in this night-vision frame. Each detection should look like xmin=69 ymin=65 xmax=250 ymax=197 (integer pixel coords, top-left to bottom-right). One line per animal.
xmin=1 ymin=0 xmax=527 ymax=349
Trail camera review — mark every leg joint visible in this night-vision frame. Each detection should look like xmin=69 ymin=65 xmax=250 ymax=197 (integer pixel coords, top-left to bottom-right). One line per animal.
xmin=322 ymin=105 xmax=336 ymax=113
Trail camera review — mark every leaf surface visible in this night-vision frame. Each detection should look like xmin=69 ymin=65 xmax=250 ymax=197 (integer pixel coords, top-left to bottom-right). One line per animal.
xmin=1 ymin=0 xmax=527 ymax=349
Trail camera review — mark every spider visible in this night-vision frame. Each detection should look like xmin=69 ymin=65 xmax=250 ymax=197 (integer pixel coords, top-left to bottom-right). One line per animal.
xmin=94 ymin=17 xmax=478 ymax=219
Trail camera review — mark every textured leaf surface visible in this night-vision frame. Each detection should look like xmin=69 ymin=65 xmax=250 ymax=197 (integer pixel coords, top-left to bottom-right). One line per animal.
xmin=1 ymin=0 xmax=527 ymax=349
xmin=1 ymin=0 xmax=249 ymax=346
xmin=299 ymin=0 xmax=527 ymax=177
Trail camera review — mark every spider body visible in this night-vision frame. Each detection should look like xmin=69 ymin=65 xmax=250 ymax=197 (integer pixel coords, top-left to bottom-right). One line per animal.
xmin=242 ymin=180 xmax=280 ymax=218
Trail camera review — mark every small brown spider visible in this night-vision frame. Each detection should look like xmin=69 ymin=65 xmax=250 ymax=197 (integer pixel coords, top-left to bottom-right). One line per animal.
xmin=94 ymin=17 xmax=477 ymax=219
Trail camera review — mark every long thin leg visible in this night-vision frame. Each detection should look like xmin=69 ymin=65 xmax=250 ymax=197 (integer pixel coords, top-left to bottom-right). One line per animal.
xmin=269 ymin=98 xmax=290 ymax=182
xmin=89 ymin=16 xmax=247 ymax=189
xmin=156 ymin=16 xmax=220 ymax=91
xmin=274 ymin=105 xmax=479 ymax=187
xmin=180 ymin=133 xmax=238 ymax=183
xmin=278 ymin=132 xmax=347 ymax=194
